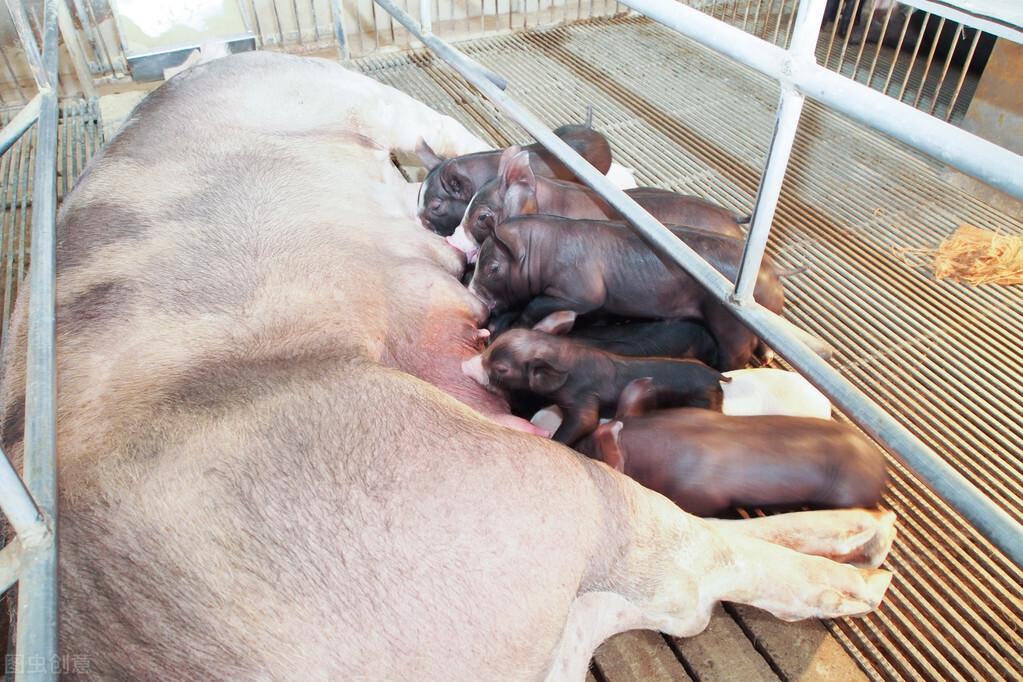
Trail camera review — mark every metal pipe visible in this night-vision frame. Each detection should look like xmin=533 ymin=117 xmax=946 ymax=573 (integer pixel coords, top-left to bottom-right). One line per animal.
xmin=615 ymin=0 xmax=1023 ymax=201
xmin=733 ymin=86 xmax=803 ymax=302
xmin=733 ymin=0 xmax=822 ymax=301
xmin=3 ymin=0 xmax=49 ymax=90
xmin=1 ymin=539 xmax=27 ymax=594
xmin=421 ymin=0 xmax=433 ymax=32
xmin=330 ymin=0 xmax=350 ymax=59
xmin=0 ymin=94 xmax=41 ymax=157
xmin=375 ymin=0 xmax=509 ymax=91
xmin=57 ymin=0 xmax=99 ymax=100
xmin=373 ymin=0 xmax=1023 ymax=566
xmin=0 ymin=446 xmax=44 ymax=542
xmin=15 ymin=0 xmax=60 ymax=677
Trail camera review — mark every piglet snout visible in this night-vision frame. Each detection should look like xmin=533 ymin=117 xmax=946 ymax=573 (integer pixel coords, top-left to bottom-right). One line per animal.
xmin=461 ymin=354 xmax=489 ymax=386
xmin=446 ymin=226 xmax=480 ymax=261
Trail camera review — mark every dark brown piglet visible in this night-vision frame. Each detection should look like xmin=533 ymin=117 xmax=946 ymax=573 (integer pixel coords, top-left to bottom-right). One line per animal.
xmin=462 ymin=328 xmax=726 ymax=445
xmin=580 ymin=379 xmax=887 ymax=516
xmin=468 ymin=216 xmax=785 ymax=370
xmin=449 ymin=148 xmax=744 ymax=259
xmin=532 ymin=310 xmax=719 ymax=367
xmin=416 ymin=120 xmax=612 ymax=235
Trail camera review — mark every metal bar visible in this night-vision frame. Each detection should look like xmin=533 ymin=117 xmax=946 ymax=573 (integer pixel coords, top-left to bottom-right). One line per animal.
xmin=897 ymin=11 xmax=931 ymax=101
xmin=292 ymin=0 xmax=304 ymax=43
xmin=84 ymin=0 xmax=118 ymax=76
xmin=944 ymin=28 xmax=981 ymax=122
xmin=421 ymin=0 xmax=433 ymax=32
xmin=0 ymin=95 xmax=41 ymax=157
xmin=249 ymin=0 xmax=264 ymax=48
xmin=864 ymin=1 xmax=897 ymax=88
xmin=70 ymin=0 xmax=102 ymax=72
xmin=3 ymin=0 xmax=49 ymax=90
xmin=897 ymin=0 xmax=1023 ymax=44
xmin=912 ymin=17 xmax=947 ymax=109
xmin=330 ymin=0 xmax=350 ymax=59
xmin=373 ymin=0 xmax=1023 ymax=566
xmin=15 ymin=0 xmax=60 ymax=677
xmin=1 ymin=539 xmax=26 ymax=594
xmin=927 ymin=23 xmax=962 ymax=116
xmin=0 ymin=447 xmax=44 ymax=541
xmin=310 ymin=0 xmax=320 ymax=41
xmin=56 ymin=0 xmax=99 ymax=100
xmin=616 ymin=0 xmax=1023 ymax=201
xmin=733 ymin=0 xmax=824 ymax=301
xmin=375 ymin=0 xmax=509 ymax=90
xmin=850 ymin=0 xmax=880 ymax=80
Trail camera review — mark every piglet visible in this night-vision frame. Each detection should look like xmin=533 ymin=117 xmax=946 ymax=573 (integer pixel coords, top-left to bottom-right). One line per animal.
xmin=416 ymin=119 xmax=612 ymax=235
xmin=461 ymin=328 xmax=727 ymax=445
xmin=468 ymin=216 xmax=789 ymax=369
xmin=449 ymin=147 xmax=745 ymax=260
xmin=532 ymin=310 xmax=719 ymax=368
xmin=721 ymin=368 xmax=832 ymax=419
xmin=582 ymin=378 xmax=887 ymax=516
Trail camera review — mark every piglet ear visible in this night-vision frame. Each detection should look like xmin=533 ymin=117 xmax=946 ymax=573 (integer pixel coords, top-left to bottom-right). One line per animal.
xmin=440 ymin=164 xmax=474 ymax=201
xmin=500 ymin=151 xmax=535 ymax=195
xmin=532 ymin=311 xmax=577 ymax=335
xmin=527 ymin=358 xmax=568 ymax=395
xmin=594 ymin=421 xmax=626 ymax=472
xmin=416 ymin=138 xmax=445 ymax=170
xmin=616 ymin=378 xmax=657 ymax=419
xmin=496 ymin=145 xmax=522 ymax=186
xmin=491 ymin=221 xmax=525 ymax=259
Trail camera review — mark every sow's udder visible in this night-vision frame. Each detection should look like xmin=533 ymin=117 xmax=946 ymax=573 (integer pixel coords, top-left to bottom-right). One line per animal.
xmin=373 ymin=256 xmax=523 ymax=429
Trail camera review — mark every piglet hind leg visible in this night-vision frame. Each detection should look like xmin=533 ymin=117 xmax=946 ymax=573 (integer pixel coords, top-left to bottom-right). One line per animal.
xmin=546 ymin=483 xmax=892 ymax=681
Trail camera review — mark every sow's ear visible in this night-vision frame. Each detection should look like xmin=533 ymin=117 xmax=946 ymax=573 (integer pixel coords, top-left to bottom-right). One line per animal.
xmin=416 ymin=138 xmax=445 ymax=170
xmin=533 ymin=311 xmax=577 ymax=335
xmin=527 ymin=358 xmax=568 ymax=395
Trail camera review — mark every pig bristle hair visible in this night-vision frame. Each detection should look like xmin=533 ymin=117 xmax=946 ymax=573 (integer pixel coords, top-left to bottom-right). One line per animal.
xmin=584 ymin=105 xmax=594 ymax=128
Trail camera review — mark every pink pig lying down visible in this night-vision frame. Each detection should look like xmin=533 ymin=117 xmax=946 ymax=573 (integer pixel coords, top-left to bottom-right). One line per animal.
xmin=0 ymin=51 xmax=893 ymax=680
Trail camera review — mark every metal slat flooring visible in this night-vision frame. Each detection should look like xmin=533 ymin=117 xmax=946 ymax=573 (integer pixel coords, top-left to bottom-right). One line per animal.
xmin=0 ymin=100 xmax=103 ymax=343
xmin=354 ymin=16 xmax=1023 ymax=682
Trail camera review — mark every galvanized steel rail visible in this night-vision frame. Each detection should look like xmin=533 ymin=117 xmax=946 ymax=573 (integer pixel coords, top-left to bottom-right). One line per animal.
xmin=0 ymin=0 xmax=61 ymax=679
xmin=373 ymin=0 xmax=1023 ymax=565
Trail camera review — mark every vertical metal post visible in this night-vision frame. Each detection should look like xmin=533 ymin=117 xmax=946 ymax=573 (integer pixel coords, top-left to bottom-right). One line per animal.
xmin=732 ymin=0 xmax=826 ymax=302
xmin=421 ymin=0 xmax=433 ymax=32
xmin=15 ymin=0 xmax=60 ymax=678
xmin=330 ymin=0 xmax=350 ymax=59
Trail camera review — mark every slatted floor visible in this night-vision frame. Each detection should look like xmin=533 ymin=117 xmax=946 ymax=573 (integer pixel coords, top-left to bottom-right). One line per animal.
xmin=355 ymin=15 xmax=1023 ymax=682
xmin=0 ymin=100 xmax=103 ymax=343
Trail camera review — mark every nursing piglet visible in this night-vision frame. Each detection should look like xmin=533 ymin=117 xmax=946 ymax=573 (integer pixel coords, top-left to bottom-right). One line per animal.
xmin=469 ymin=216 xmax=789 ymax=369
xmin=461 ymin=328 xmax=726 ymax=444
xmin=449 ymin=148 xmax=744 ymax=259
xmin=533 ymin=310 xmax=720 ymax=366
xmin=584 ymin=379 xmax=887 ymax=516
xmin=416 ymin=121 xmax=612 ymax=235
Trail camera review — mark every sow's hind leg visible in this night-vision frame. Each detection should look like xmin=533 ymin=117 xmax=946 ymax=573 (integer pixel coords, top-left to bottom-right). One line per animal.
xmin=549 ymin=474 xmax=893 ymax=681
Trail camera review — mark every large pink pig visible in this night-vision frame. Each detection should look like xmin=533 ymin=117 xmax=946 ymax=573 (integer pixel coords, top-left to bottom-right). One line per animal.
xmin=0 ymin=52 xmax=894 ymax=680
